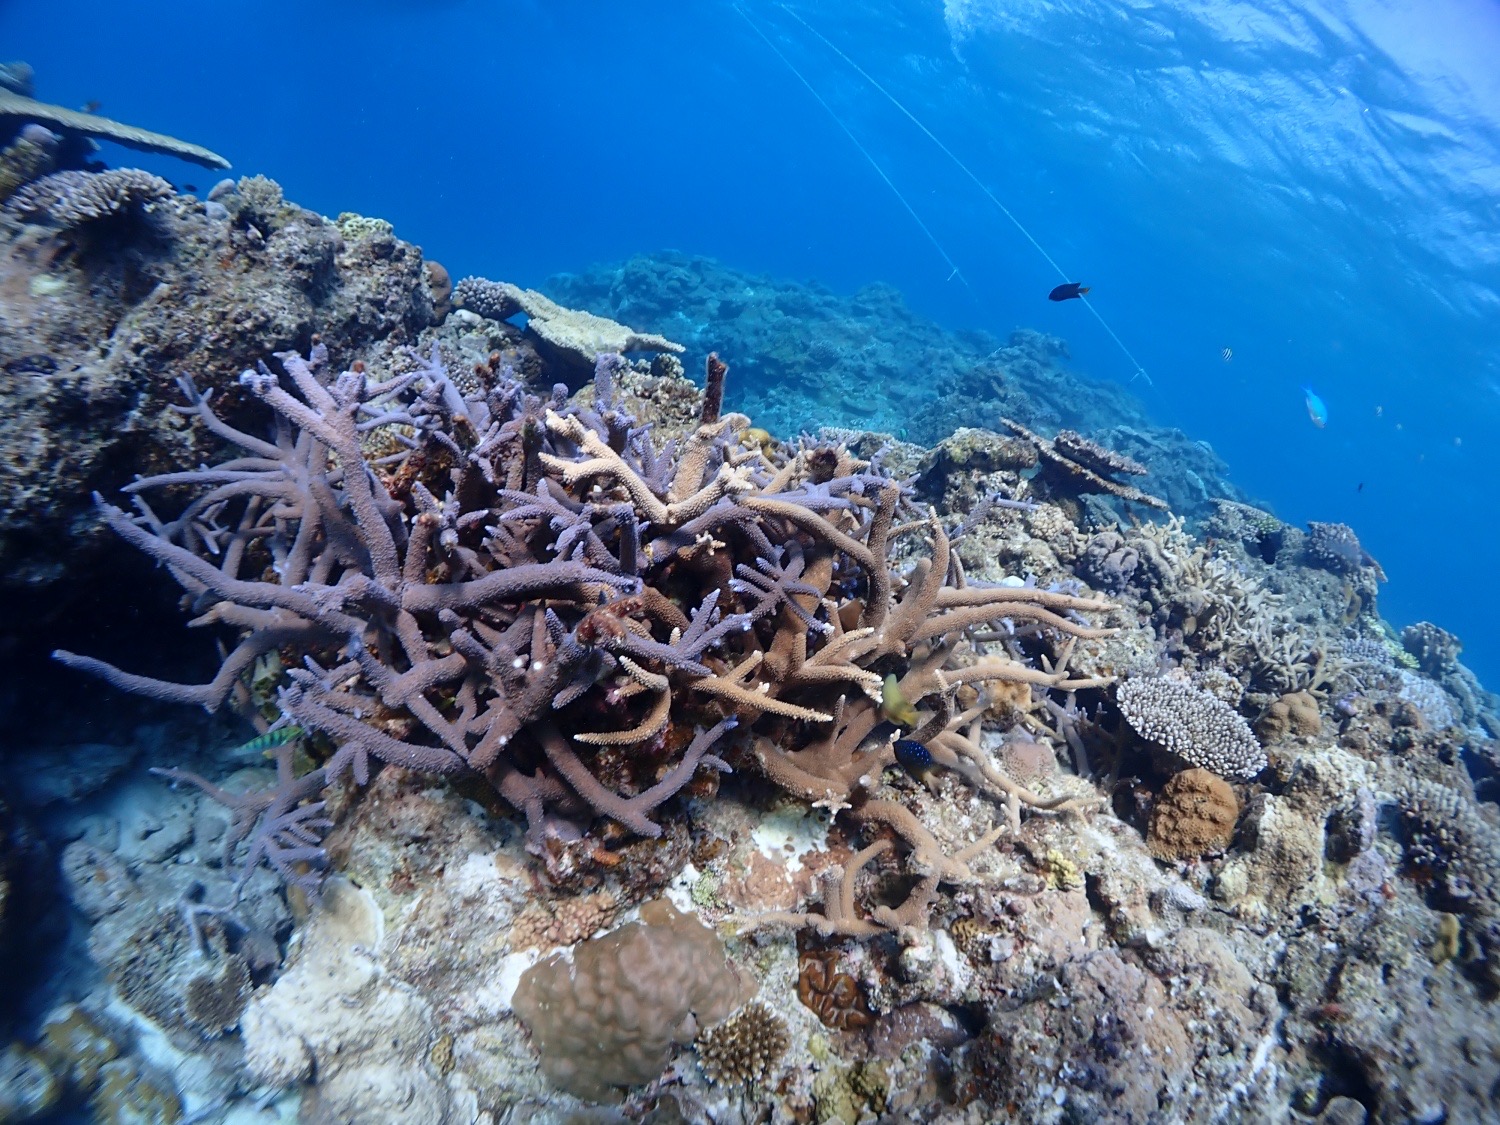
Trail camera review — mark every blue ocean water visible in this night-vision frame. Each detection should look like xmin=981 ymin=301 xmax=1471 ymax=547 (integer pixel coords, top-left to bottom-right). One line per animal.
xmin=4 ymin=0 xmax=1497 ymax=684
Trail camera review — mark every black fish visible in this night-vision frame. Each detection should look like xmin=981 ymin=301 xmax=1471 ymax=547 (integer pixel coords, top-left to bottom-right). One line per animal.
xmin=1049 ymin=282 xmax=1091 ymax=302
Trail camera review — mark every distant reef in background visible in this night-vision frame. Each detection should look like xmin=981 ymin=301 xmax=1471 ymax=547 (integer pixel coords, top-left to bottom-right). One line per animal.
xmin=547 ymin=250 xmax=1247 ymax=519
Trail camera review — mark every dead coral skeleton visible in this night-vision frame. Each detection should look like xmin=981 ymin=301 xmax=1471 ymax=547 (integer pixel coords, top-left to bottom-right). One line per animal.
xmin=1000 ymin=417 xmax=1168 ymax=510
xmin=57 ymin=343 xmax=1118 ymax=932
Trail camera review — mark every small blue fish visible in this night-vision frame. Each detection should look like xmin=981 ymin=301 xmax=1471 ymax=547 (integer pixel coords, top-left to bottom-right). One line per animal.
xmin=894 ymin=738 xmax=933 ymax=776
xmin=1302 ymin=386 xmax=1328 ymax=428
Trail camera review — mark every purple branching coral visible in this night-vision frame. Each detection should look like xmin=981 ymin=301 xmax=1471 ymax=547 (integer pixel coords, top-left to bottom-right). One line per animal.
xmin=57 ymin=344 xmax=1119 ymax=933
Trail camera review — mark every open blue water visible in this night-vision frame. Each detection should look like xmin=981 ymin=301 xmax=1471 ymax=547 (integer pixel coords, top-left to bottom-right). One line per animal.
xmin=5 ymin=0 xmax=1498 ymax=685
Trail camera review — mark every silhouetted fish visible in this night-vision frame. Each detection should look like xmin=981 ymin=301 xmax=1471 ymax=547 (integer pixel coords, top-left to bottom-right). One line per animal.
xmin=81 ymin=100 xmax=102 ymax=113
xmin=1048 ymin=282 xmax=1090 ymax=302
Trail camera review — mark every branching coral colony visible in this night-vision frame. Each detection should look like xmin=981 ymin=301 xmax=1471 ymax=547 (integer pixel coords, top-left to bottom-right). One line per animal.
xmin=55 ymin=344 xmax=1118 ymax=935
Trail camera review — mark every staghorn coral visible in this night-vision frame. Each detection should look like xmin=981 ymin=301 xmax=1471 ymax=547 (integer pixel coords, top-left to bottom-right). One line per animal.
xmin=1147 ymin=767 xmax=1239 ymax=861
xmin=1117 ymin=677 xmax=1267 ymax=780
xmin=7 ymin=168 xmax=174 ymax=229
xmin=56 ymin=344 xmax=1118 ymax=937
xmin=512 ymin=898 xmax=749 ymax=1101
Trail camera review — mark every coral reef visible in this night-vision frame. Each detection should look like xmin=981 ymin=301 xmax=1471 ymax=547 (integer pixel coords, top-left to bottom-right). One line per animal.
xmin=0 ymin=171 xmax=438 ymax=646
xmin=8 ymin=172 xmax=1500 ymax=1125
xmin=546 ymin=252 xmax=1247 ymax=521
xmin=54 ymin=341 xmax=1119 ymax=946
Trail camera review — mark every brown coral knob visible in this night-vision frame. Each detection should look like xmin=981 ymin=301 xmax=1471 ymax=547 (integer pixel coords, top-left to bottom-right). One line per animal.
xmin=1147 ymin=768 xmax=1239 ymax=862
xmin=797 ymin=950 xmax=873 ymax=1031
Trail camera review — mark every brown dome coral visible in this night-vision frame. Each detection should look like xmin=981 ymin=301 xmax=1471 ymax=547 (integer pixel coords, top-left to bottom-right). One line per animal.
xmin=512 ymin=899 xmax=750 ymax=1101
xmin=1148 ymin=768 xmax=1240 ymax=861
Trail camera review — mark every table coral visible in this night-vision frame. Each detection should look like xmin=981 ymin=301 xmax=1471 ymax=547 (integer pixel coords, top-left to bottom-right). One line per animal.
xmin=0 ymin=84 xmax=229 ymax=169
xmin=1118 ymin=676 xmax=1267 ymax=780
xmin=454 ymin=275 xmax=683 ymax=387
xmin=1000 ymin=417 xmax=1168 ymax=511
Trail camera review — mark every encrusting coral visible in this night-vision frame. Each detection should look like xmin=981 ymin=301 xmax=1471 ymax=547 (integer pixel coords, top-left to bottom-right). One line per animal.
xmin=54 ymin=343 xmax=1118 ymax=937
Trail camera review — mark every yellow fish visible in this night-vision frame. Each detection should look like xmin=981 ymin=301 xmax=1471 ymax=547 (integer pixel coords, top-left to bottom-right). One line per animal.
xmin=881 ymin=673 xmax=919 ymax=727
